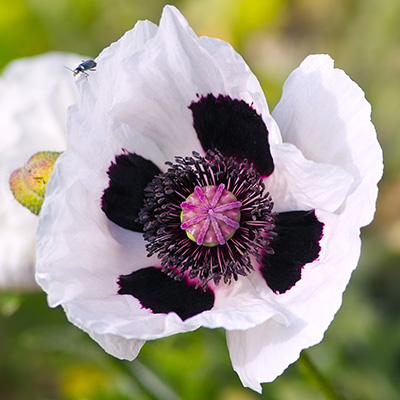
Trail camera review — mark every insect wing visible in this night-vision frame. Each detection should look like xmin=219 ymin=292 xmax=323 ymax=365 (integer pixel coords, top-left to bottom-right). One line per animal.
xmin=81 ymin=59 xmax=97 ymax=70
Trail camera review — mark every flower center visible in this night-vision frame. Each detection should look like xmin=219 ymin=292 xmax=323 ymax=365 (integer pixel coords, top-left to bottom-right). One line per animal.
xmin=180 ymin=184 xmax=242 ymax=246
xmin=139 ymin=150 xmax=275 ymax=287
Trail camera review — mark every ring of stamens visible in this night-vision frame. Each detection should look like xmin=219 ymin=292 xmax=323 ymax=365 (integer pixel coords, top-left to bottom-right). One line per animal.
xmin=181 ymin=184 xmax=242 ymax=246
xmin=138 ymin=150 xmax=275 ymax=288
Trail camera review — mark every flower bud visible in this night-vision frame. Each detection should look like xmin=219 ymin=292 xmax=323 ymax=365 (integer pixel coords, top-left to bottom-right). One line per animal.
xmin=9 ymin=151 xmax=61 ymax=215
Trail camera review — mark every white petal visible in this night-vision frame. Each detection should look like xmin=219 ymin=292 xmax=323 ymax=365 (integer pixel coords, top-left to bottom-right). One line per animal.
xmin=189 ymin=274 xmax=289 ymax=331
xmin=37 ymin=155 xmax=285 ymax=341
xmin=226 ymin=317 xmax=303 ymax=393
xmin=37 ymin=162 xmax=284 ymax=338
xmin=272 ymin=54 xmax=383 ymax=226
xmin=229 ymin=208 xmax=364 ymax=390
xmin=70 ymin=5 xmax=279 ymax=175
xmin=66 ymin=19 xmax=162 ymax=172
xmin=67 ymin=308 xmax=146 ymax=360
xmin=0 ymin=52 xmax=81 ymax=290
xmin=268 ymin=142 xmax=353 ymax=213
xmin=37 ymin=157 xmax=202 ymax=341
xmin=87 ymin=332 xmax=145 ymax=361
xmin=37 ymin=6 xmax=282 ymax=345
xmin=228 ymin=56 xmax=383 ymax=389
xmin=230 ymin=58 xmax=384 ymax=389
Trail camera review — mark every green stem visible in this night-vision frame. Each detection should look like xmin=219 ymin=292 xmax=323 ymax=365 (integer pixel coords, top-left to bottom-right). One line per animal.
xmin=297 ymin=351 xmax=345 ymax=400
xmin=114 ymin=359 xmax=181 ymax=400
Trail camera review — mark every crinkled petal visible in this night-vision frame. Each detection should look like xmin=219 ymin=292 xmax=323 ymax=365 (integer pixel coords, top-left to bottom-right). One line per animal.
xmin=0 ymin=52 xmax=80 ymax=290
xmin=225 ymin=56 xmax=382 ymax=389
xmin=67 ymin=309 xmax=146 ymax=360
xmin=267 ymin=142 xmax=353 ymax=213
xmin=115 ymin=269 xmax=290 ymax=334
xmin=36 ymin=164 xmax=151 ymax=306
xmin=272 ymin=54 xmax=383 ymax=226
xmin=226 ymin=55 xmax=383 ymax=388
xmin=37 ymin=156 xmax=201 ymax=341
xmin=228 ymin=208 xmax=364 ymax=391
xmin=198 ymin=274 xmax=289 ymax=330
xmin=88 ymin=332 xmax=145 ymax=361
xmin=226 ymin=317 xmax=302 ymax=393
xmin=38 ymin=156 xmax=288 ymax=341
xmin=70 ymin=5 xmax=280 ymax=175
xmin=65 ymin=19 xmax=161 ymax=174
xmin=37 ymin=178 xmax=202 ymax=341
xmin=37 ymin=6 xmax=282 ymax=347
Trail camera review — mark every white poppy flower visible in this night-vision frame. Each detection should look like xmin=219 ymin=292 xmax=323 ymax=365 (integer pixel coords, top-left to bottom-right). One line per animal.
xmin=0 ymin=52 xmax=82 ymax=290
xmin=35 ymin=6 xmax=383 ymax=392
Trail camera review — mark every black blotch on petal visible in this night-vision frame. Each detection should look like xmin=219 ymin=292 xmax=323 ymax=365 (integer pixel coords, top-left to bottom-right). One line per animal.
xmin=189 ymin=94 xmax=274 ymax=176
xmin=101 ymin=153 xmax=161 ymax=232
xmin=118 ymin=267 xmax=215 ymax=321
xmin=261 ymin=210 xmax=324 ymax=294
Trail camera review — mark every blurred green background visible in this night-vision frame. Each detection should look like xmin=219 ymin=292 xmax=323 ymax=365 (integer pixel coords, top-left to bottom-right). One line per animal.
xmin=1 ymin=0 xmax=399 ymax=399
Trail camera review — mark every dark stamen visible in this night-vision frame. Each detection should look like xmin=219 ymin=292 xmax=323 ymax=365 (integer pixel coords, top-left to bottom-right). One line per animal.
xmin=138 ymin=150 xmax=275 ymax=288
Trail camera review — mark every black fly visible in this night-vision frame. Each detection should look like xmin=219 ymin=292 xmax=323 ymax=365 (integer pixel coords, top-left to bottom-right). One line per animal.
xmin=65 ymin=59 xmax=97 ymax=77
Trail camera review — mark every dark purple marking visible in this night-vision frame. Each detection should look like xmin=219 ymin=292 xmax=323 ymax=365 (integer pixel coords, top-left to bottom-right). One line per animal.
xmin=101 ymin=152 xmax=161 ymax=232
xmin=261 ymin=210 xmax=324 ymax=294
xmin=118 ymin=267 xmax=215 ymax=321
xmin=189 ymin=94 xmax=274 ymax=176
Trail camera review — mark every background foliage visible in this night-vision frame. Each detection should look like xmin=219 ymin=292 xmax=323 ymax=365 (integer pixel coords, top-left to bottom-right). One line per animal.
xmin=1 ymin=0 xmax=399 ymax=399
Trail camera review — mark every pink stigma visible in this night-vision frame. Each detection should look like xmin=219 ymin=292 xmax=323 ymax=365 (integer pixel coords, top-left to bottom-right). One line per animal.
xmin=180 ymin=184 xmax=242 ymax=246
